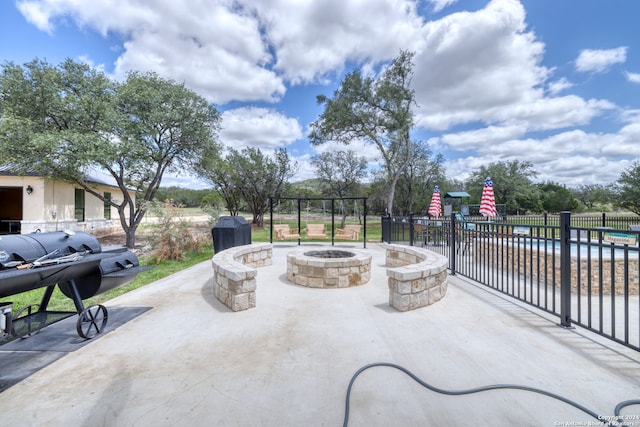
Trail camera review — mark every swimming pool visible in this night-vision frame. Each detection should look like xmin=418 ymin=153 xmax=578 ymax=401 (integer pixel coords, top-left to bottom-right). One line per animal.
xmin=517 ymin=239 xmax=637 ymax=259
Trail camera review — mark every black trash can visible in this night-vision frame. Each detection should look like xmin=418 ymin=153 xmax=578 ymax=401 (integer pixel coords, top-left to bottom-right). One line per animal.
xmin=211 ymin=216 xmax=252 ymax=253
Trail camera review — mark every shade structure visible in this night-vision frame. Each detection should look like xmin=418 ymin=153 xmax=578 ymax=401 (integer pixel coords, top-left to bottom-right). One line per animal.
xmin=428 ymin=186 xmax=442 ymax=217
xmin=479 ymin=177 xmax=497 ymax=217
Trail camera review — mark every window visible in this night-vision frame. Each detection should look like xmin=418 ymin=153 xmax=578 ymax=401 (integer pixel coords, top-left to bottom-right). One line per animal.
xmin=74 ymin=189 xmax=85 ymax=221
xmin=104 ymin=192 xmax=111 ymax=220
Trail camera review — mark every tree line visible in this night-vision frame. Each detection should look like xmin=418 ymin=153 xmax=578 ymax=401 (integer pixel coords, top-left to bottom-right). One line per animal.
xmin=2 ymin=55 xmax=638 ymax=249
xmin=156 ymin=156 xmax=632 ymax=218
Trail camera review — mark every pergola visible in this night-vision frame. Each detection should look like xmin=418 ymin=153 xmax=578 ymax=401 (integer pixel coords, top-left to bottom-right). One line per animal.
xmin=268 ymin=197 xmax=368 ymax=248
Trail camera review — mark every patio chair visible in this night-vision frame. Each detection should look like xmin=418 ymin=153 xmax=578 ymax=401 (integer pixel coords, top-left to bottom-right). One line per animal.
xmin=273 ymin=224 xmax=300 ymax=240
xmin=335 ymin=224 xmax=361 ymax=240
xmin=305 ymin=224 xmax=327 ymax=239
xmin=413 ymin=223 xmax=427 ymax=247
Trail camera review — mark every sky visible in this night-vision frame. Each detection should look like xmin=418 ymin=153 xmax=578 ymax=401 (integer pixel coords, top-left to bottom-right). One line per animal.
xmin=1 ymin=0 xmax=639 ymax=189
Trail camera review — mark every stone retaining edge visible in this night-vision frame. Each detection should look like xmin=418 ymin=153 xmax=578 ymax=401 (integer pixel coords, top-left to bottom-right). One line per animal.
xmin=211 ymin=243 xmax=273 ymax=312
xmin=382 ymin=243 xmax=449 ymax=312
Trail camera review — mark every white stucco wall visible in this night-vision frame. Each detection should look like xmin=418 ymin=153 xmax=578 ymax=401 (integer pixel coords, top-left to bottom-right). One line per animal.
xmin=0 ymin=176 xmax=134 ymax=235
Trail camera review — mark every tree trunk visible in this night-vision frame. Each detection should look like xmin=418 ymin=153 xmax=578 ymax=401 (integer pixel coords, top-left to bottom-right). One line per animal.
xmin=125 ymin=227 xmax=136 ymax=249
xmin=387 ymin=172 xmax=401 ymax=215
xmin=118 ymin=204 xmax=140 ymax=249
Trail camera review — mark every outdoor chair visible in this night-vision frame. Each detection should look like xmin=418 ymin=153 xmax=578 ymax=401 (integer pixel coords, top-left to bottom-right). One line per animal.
xmin=456 ymin=223 xmax=477 ymax=255
xmin=273 ymin=224 xmax=300 ymax=240
xmin=335 ymin=224 xmax=361 ymax=240
xmin=305 ymin=224 xmax=327 ymax=239
xmin=413 ymin=223 xmax=427 ymax=247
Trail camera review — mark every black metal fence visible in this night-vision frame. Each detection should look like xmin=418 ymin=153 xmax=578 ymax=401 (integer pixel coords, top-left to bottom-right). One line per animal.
xmin=461 ymin=212 xmax=640 ymax=229
xmin=382 ymin=213 xmax=640 ymax=352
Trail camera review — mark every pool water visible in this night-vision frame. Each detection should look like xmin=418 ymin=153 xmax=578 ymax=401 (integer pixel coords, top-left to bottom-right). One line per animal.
xmin=518 ymin=239 xmax=637 ymax=259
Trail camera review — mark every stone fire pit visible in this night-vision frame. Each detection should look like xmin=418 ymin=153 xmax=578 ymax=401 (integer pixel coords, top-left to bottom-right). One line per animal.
xmin=286 ymin=249 xmax=372 ymax=288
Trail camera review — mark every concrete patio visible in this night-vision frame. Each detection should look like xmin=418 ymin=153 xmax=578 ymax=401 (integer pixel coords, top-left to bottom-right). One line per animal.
xmin=0 ymin=242 xmax=638 ymax=426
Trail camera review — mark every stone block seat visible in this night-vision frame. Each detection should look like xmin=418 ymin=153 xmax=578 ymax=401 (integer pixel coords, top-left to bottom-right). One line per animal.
xmin=211 ymin=243 xmax=272 ymax=311
xmin=383 ymin=243 xmax=448 ymax=312
xmin=272 ymin=224 xmax=300 ymax=240
xmin=335 ymin=224 xmax=361 ymax=240
xmin=305 ymin=223 xmax=327 ymax=239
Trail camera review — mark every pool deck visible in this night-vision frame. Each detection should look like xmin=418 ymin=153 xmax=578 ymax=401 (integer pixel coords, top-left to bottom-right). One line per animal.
xmin=0 ymin=242 xmax=639 ymax=426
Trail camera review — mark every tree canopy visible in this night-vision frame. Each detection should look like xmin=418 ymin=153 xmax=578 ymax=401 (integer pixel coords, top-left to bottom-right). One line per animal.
xmin=466 ymin=160 xmax=540 ymax=215
xmin=197 ymin=147 xmax=297 ymax=227
xmin=538 ymin=182 xmax=582 ymax=213
xmin=309 ymin=50 xmax=417 ymax=215
xmin=311 ymin=150 xmax=367 ymax=226
xmin=393 ymin=142 xmax=445 ymax=216
xmin=311 ymin=150 xmax=367 ymax=198
xmin=616 ymin=161 xmax=640 ymax=215
xmin=0 ymin=59 xmax=221 ymax=247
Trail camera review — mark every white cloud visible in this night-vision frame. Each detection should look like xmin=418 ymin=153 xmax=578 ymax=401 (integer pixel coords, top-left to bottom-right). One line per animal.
xmin=443 ymin=123 xmax=640 ymax=187
xmin=426 ymin=0 xmax=459 ymax=13
xmin=18 ymin=0 xmax=287 ymax=104
xmin=547 ymin=77 xmax=573 ymax=95
xmin=16 ymin=0 xmax=427 ymax=102
xmin=412 ymin=0 xmax=551 ymax=130
xmin=219 ymin=107 xmax=303 ymax=151
xmin=535 ymin=156 xmax=624 ymax=187
xmin=249 ymin=0 xmax=424 ymax=84
xmin=409 ymin=0 xmax=616 ymax=138
xmin=575 ymin=47 xmax=627 ymax=73
xmin=493 ymin=96 xmax=614 ymax=131
xmin=16 ymin=0 xmax=56 ymax=33
xmin=438 ymin=125 xmax=527 ymax=151
xmin=625 ymin=71 xmax=640 ymax=83
xmin=13 ymin=0 xmax=640 ymax=188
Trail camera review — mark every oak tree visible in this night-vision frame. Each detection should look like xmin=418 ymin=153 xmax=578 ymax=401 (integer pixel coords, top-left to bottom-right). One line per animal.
xmin=309 ymin=50 xmax=417 ymax=215
xmin=0 ymin=59 xmax=221 ymax=247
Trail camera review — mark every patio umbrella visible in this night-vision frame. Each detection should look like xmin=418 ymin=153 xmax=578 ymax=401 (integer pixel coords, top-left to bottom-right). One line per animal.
xmin=428 ymin=186 xmax=442 ymax=217
xmin=479 ymin=177 xmax=497 ymax=218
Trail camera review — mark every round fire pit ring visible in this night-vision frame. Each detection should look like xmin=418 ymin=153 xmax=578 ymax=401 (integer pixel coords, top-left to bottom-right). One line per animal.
xmin=304 ymin=250 xmax=355 ymax=259
xmin=286 ymin=248 xmax=372 ymax=288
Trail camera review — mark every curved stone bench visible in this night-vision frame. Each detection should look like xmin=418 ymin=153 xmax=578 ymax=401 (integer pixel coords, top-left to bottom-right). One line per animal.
xmin=211 ymin=243 xmax=272 ymax=311
xmin=383 ymin=243 xmax=449 ymax=312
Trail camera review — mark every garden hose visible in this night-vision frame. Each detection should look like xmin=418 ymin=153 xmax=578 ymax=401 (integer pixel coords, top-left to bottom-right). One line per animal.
xmin=343 ymin=362 xmax=640 ymax=427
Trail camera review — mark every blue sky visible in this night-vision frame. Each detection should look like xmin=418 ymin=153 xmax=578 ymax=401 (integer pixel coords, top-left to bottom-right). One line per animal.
xmin=1 ymin=0 xmax=639 ymax=189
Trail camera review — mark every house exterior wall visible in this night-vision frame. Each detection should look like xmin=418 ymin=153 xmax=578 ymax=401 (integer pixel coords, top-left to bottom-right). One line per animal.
xmin=0 ymin=176 xmax=134 ymax=236
xmin=0 ymin=176 xmax=42 ymax=220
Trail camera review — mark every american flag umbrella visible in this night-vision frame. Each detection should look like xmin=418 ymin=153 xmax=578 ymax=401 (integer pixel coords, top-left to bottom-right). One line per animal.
xmin=479 ymin=177 xmax=497 ymax=218
xmin=428 ymin=186 xmax=442 ymax=217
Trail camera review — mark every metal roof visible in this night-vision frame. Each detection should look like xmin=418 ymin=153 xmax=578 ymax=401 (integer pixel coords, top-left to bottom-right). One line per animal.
xmin=0 ymin=165 xmax=121 ymax=189
xmin=445 ymin=191 xmax=471 ymax=198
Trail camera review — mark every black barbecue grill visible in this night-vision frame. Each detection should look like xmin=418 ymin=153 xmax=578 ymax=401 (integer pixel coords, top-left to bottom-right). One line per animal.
xmin=0 ymin=230 xmax=148 ymax=340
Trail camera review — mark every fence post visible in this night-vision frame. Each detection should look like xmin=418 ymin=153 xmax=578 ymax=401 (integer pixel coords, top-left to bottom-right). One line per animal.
xmin=363 ymin=199 xmax=367 ymax=249
xmin=559 ymin=211 xmax=572 ymax=328
xmin=269 ymin=197 xmax=274 ymax=243
xmin=381 ymin=215 xmax=386 ymax=243
xmin=409 ymin=213 xmax=415 ymax=247
xmin=450 ymin=212 xmax=456 ymax=276
xmin=602 ymin=212 xmax=606 ymax=227
xmin=381 ymin=214 xmax=391 ymax=243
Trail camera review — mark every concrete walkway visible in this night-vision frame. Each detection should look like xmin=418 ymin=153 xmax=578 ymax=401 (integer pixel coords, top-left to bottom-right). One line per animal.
xmin=0 ymin=242 xmax=639 ymax=426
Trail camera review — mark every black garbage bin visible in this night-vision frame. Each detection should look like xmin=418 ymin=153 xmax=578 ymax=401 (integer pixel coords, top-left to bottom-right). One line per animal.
xmin=211 ymin=216 xmax=252 ymax=253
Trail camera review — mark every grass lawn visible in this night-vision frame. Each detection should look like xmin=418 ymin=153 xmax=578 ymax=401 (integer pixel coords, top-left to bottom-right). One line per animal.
xmin=0 ymin=247 xmax=213 ymax=316
xmin=256 ymin=220 xmax=382 ymax=242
